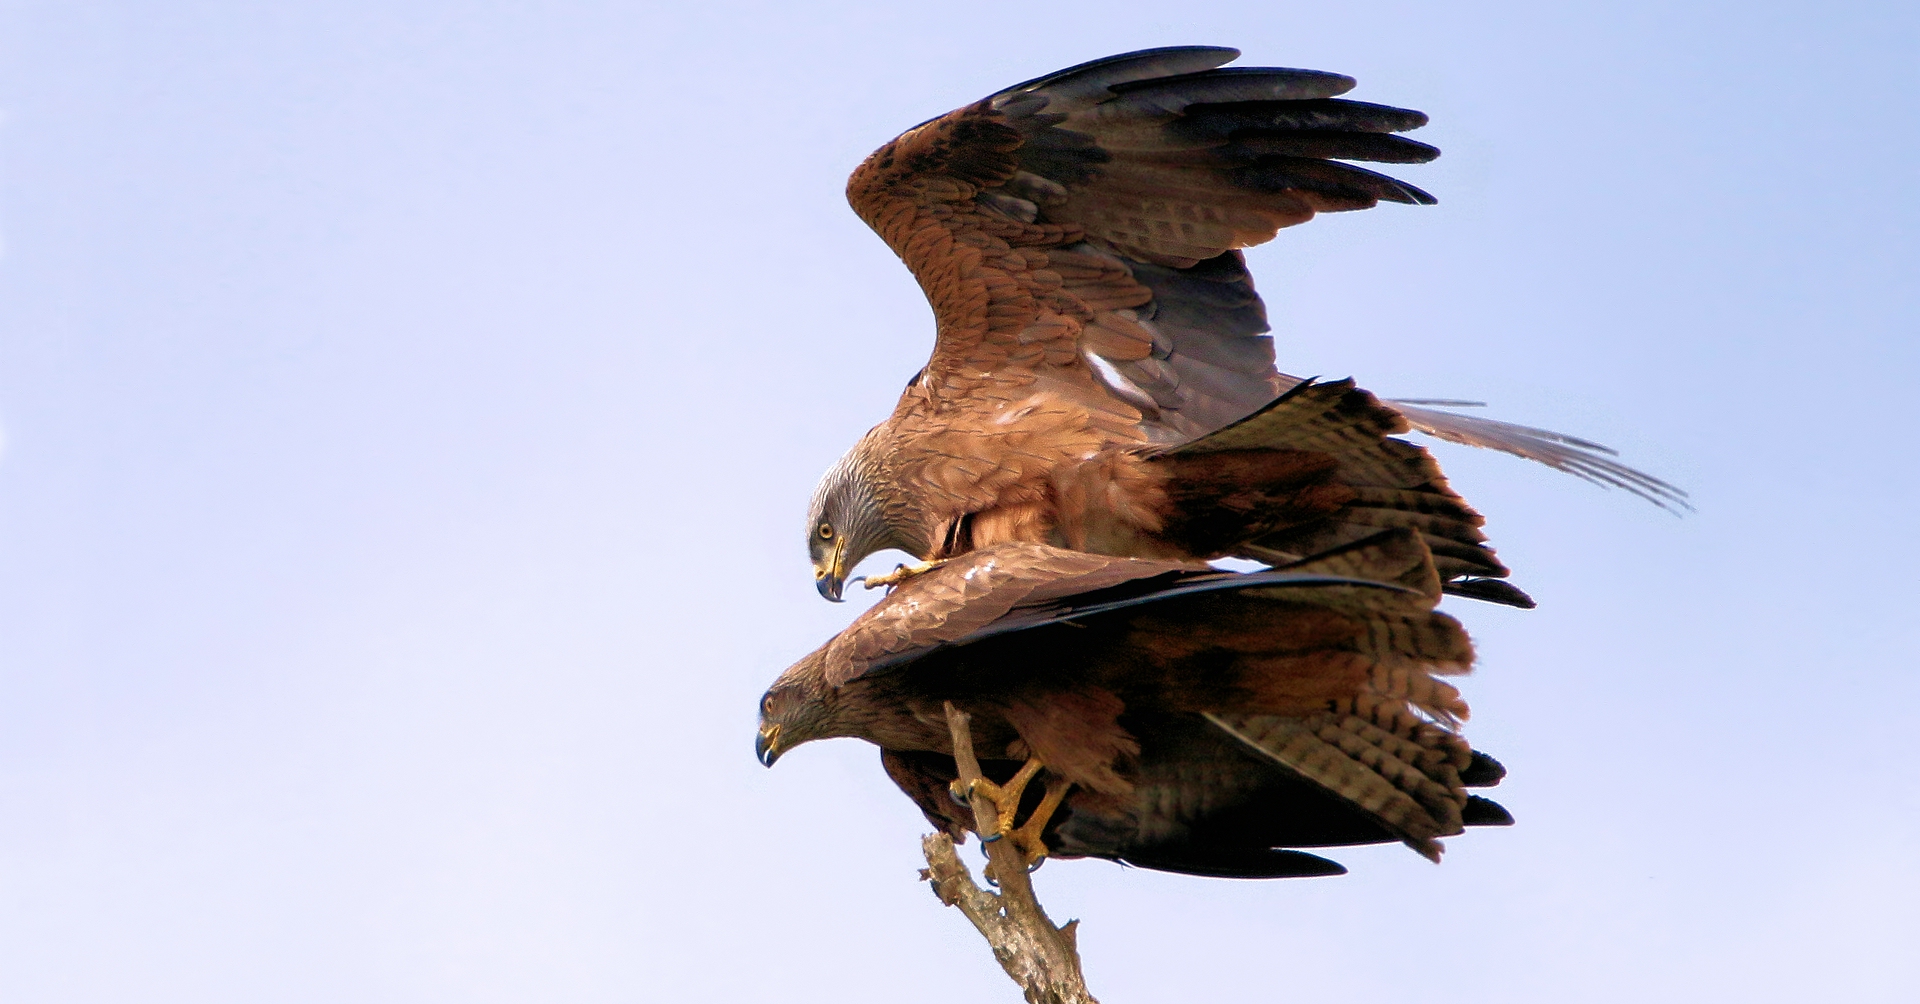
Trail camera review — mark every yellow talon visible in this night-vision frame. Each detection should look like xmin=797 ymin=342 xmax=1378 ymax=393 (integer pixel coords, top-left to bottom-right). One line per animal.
xmin=948 ymin=757 xmax=1069 ymax=868
xmin=1004 ymin=776 xmax=1071 ymax=868
xmin=863 ymin=559 xmax=948 ymax=590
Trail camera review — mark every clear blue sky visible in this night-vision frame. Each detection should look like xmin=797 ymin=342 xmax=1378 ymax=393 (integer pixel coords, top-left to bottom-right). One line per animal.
xmin=2 ymin=2 xmax=1915 ymax=1001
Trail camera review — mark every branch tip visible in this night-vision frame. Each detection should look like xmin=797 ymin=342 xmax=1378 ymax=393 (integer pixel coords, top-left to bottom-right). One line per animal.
xmin=921 ymin=705 xmax=1099 ymax=1004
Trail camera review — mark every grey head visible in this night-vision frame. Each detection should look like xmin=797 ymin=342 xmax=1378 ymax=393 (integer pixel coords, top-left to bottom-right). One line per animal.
xmin=805 ymin=436 xmax=929 ymax=601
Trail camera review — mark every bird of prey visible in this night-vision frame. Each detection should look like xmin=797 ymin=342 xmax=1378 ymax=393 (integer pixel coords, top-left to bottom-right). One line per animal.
xmin=807 ymin=46 xmax=1683 ymax=602
xmin=759 ymin=528 xmax=1512 ymax=875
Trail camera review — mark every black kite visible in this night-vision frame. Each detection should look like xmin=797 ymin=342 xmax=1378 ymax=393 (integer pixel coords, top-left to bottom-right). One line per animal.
xmin=806 ymin=47 xmax=1682 ymax=603
xmin=759 ymin=528 xmax=1512 ymax=876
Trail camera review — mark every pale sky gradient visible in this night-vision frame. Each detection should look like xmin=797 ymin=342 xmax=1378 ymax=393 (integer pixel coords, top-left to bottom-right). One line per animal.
xmin=2 ymin=3 xmax=1916 ymax=1002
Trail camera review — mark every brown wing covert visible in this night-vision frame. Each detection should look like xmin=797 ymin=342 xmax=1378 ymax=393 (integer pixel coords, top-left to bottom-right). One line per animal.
xmin=848 ymin=46 xmax=1440 ymax=444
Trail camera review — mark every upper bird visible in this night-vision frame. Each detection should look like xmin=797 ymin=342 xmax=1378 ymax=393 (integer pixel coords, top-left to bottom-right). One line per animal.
xmin=809 ymin=46 xmax=1682 ymax=602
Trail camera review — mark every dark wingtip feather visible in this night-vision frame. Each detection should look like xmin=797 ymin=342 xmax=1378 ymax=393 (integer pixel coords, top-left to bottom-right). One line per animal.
xmin=1444 ymin=577 xmax=1537 ymax=609
xmin=1463 ymin=796 xmax=1515 ymax=827
xmin=1120 ymin=846 xmax=1349 ymax=879
xmin=1107 ymin=66 xmax=1358 ymax=104
xmin=1399 ymin=180 xmax=1438 ymax=205
xmin=1003 ymin=46 xmax=1241 ymax=96
xmin=1230 ymin=158 xmax=1436 ymax=206
xmin=1177 ymin=98 xmax=1431 ymax=139
xmin=1461 ymin=751 xmax=1508 ymax=788
xmin=1226 ymin=132 xmax=1441 ymax=165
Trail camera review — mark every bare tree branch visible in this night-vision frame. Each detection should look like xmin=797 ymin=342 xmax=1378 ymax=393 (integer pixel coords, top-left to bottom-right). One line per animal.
xmin=918 ymin=702 xmax=1099 ymax=1004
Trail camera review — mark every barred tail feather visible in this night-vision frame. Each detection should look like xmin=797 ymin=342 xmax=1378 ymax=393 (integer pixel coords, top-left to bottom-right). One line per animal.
xmin=1155 ymin=379 xmax=1527 ymax=604
xmin=1204 ymin=711 xmax=1466 ymax=860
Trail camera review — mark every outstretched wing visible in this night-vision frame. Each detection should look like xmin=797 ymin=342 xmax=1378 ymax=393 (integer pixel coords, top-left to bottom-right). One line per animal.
xmin=849 ymin=46 xmax=1438 ymax=444
xmin=822 ymin=543 xmax=1202 ymax=687
xmin=821 ymin=531 xmax=1441 ymax=685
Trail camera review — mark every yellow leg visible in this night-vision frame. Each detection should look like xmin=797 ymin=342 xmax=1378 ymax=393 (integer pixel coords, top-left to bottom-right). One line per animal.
xmin=862 ymin=559 xmax=948 ymax=591
xmin=949 ymin=758 xmax=1070 ymax=867
xmin=1003 ymin=776 xmax=1071 ymax=868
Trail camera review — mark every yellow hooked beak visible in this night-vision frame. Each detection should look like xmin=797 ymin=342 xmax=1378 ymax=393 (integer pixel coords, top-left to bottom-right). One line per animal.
xmin=814 ymin=535 xmax=848 ymax=602
xmin=755 ymin=723 xmax=783 ymax=767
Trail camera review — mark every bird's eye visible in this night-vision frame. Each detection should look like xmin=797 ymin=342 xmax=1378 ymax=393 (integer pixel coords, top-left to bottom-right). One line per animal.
xmin=818 ymin=523 xmax=834 ymax=539
xmin=762 ymin=694 xmax=775 ymax=714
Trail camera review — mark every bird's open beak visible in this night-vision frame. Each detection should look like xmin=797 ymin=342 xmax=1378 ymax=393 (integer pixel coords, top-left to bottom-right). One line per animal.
xmin=814 ymin=538 xmax=847 ymax=602
xmin=756 ymin=723 xmax=782 ymax=767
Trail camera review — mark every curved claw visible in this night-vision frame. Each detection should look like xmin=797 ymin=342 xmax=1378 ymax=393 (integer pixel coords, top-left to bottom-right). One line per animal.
xmin=861 ymin=565 xmax=907 ymax=591
xmin=863 ymin=559 xmax=949 ymax=592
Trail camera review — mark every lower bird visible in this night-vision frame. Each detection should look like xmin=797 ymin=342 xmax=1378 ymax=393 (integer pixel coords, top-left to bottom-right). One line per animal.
xmin=758 ymin=527 xmax=1512 ymax=876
